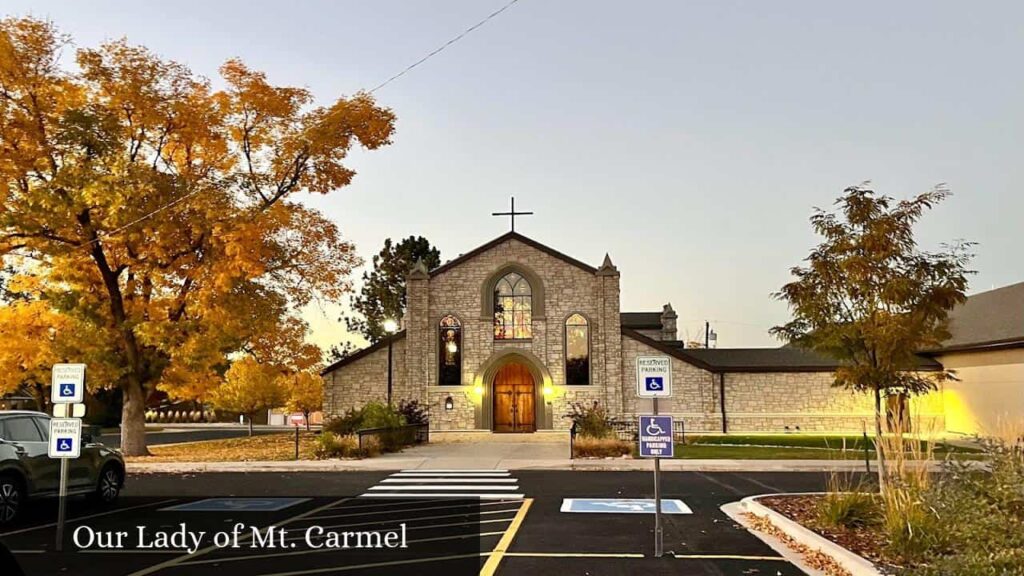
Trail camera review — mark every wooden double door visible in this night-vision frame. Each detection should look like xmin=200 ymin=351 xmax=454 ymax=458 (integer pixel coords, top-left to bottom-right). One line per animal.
xmin=493 ymin=363 xmax=536 ymax=433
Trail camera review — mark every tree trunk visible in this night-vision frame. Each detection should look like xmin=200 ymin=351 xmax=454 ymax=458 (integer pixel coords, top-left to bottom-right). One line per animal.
xmin=120 ymin=378 xmax=150 ymax=456
xmin=248 ymin=415 xmax=254 ymax=437
xmin=873 ymin=387 xmax=887 ymax=491
xmin=304 ymin=411 xmax=311 ymax=431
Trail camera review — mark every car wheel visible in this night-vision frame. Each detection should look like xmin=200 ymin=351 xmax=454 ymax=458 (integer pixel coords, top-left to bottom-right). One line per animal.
xmin=0 ymin=475 xmax=24 ymax=524
xmin=94 ymin=465 xmax=122 ymax=504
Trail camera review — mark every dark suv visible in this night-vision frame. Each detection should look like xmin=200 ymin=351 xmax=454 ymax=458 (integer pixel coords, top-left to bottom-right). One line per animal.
xmin=0 ymin=411 xmax=125 ymax=524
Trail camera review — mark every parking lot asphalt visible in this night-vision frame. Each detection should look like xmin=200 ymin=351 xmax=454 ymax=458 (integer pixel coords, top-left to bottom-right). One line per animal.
xmin=0 ymin=470 xmax=840 ymax=575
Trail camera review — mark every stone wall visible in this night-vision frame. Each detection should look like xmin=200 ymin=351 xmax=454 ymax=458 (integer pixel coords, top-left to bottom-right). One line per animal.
xmin=418 ymin=237 xmax=617 ymax=429
xmin=722 ymin=372 xmax=945 ymax=433
xmin=323 ymin=338 xmax=408 ymax=420
xmin=619 ymin=334 xmax=722 ymax=432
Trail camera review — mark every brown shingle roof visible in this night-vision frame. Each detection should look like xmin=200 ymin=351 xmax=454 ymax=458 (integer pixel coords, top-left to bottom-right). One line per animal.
xmin=622 ymin=328 xmax=942 ymax=372
xmin=933 ymin=281 xmax=1024 ymax=352
xmin=620 ymin=312 xmax=663 ymax=330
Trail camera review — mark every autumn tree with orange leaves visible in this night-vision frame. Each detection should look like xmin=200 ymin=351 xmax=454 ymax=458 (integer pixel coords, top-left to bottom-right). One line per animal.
xmin=0 ymin=17 xmax=396 ymax=455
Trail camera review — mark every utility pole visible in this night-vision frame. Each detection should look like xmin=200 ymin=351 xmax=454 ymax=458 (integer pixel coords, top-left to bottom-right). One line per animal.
xmin=705 ymin=321 xmax=710 ymax=349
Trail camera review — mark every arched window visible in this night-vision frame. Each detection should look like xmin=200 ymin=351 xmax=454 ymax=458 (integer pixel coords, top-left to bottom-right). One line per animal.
xmin=565 ymin=313 xmax=590 ymax=385
xmin=438 ymin=315 xmax=462 ymax=386
xmin=493 ymin=272 xmax=532 ymax=340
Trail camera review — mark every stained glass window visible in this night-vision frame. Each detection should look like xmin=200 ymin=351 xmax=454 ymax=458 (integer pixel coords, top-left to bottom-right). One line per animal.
xmin=439 ymin=315 xmax=462 ymax=386
xmin=565 ymin=313 xmax=590 ymax=385
xmin=493 ymin=272 xmax=532 ymax=339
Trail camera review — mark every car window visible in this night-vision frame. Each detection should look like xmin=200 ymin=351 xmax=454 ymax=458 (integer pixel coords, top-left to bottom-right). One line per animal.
xmin=32 ymin=417 xmax=50 ymax=441
xmin=4 ymin=417 xmax=45 ymax=442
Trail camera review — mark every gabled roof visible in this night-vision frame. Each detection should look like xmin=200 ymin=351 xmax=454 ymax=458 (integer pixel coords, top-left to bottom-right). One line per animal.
xmin=429 ymin=231 xmax=598 ymax=277
xmin=621 ymin=328 xmax=718 ymax=371
xmin=622 ymin=327 xmax=943 ymax=373
xmin=321 ymin=331 xmax=406 ymax=376
xmin=621 ymin=312 xmax=663 ymax=330
xmin=930 ymin=281 xmax=1024 ymax=353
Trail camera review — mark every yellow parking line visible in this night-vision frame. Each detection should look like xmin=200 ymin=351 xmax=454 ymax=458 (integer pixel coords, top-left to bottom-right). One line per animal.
xmin=479 ymin=497 xmax=532 ymax=576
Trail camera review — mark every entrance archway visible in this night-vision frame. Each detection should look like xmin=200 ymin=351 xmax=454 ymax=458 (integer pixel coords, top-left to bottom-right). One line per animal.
xmin=492 ymin=363 xmax=536 ymax=433
xmin=474 ymin=349 xmax=552 ymax=431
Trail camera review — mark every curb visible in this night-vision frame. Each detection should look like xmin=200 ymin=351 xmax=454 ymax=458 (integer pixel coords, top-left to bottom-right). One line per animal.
xmin=735 ymin=493 xmax=882 ymax=576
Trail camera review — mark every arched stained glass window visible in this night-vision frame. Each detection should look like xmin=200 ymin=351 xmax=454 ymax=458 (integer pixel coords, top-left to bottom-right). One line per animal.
xmin=493 ymin=272 xmax=532 ymax=339
xmin=565 ymin=313 xmax=590 ymax=385
xmin=438 ymin=315 xmax=462 ymax=386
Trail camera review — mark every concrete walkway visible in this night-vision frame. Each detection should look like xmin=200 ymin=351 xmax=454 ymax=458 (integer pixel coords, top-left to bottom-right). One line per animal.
xmin=124 ymin=438 xmax=942 ymax=473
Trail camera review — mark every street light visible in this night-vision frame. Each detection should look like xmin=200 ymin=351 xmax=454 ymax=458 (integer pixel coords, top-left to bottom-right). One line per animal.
xmin=384 ymin=319 xmax=398 ymax=406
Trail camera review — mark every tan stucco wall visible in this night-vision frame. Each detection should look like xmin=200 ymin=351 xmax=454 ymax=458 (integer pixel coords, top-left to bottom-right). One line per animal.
xmin=937 ymin=348 xmax=1024 ymax=437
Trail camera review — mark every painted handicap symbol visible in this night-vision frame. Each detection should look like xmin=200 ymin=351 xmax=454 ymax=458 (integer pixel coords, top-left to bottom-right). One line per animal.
xmin=57 ymin=438 xmax=73 ymax=452
xmin=593 ymin=501 xmax=654 ymax=512
xmin=59 ymin=383 xmax=75 ymax=397
xmin=645 ymin=377 xmax=663 ymax=391
xmin=645 ymin=421 xmax=667 ymax=436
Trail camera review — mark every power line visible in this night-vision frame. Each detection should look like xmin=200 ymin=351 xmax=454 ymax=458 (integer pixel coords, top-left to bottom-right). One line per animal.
xmin=39 ymin=0 xmax=523 ymax=254
xmin=368 ymin=0 xmax=521 ymax=94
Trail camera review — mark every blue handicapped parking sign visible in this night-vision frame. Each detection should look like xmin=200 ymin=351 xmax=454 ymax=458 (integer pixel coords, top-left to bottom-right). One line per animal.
xmin=56 ymin=438 xmax=74 ymax=452
xmin=59 ymin=383 xmax=76 ymax=397
xmin=644 ymin=376 xmax=663 ymax=392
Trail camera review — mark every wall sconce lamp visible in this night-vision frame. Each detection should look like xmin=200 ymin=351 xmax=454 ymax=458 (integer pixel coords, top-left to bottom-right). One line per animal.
xmin=473 ymin=384 xmax=484 ymax=396
xmin=542 ymin=385 xmax=554 ymax=398
xmin=444 ymin=395 xmax=454 ymax=411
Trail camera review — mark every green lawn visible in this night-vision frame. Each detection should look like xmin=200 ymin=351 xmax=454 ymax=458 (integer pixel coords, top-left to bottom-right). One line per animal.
xmin=676 ymin=444 xmax=876 ymax=459
xmin=675 ymin=434 xmax=983 ymax=459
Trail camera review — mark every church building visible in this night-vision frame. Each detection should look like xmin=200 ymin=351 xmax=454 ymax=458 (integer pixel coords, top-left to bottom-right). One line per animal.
xmin=322 ymin=231 xmax=1023 ymax=438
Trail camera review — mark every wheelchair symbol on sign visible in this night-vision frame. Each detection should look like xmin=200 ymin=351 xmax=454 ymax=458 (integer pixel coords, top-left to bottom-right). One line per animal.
xmin=645 ymin=421 xmax=667 ymax=436
xmin=59 ymin=383 xmax=75 ymax=397
xmin=57 ymin=438 xmax=73 ymax=452
xmin=645 ymin=377 xmax=663 ymax=391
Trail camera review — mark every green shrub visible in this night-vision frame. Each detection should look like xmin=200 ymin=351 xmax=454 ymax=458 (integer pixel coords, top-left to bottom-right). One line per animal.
xmin=325 ymin=402 xmax=406 ymax=435
xmin=358 ymin=401 xmax=406 ymax=429
xmin=899 ymin=440 xmax=1024 ymax=575
xmin=817 ymin=490 xmax=877 ymax=529
xmin=565 ymin=401 xmax=613 ymax=439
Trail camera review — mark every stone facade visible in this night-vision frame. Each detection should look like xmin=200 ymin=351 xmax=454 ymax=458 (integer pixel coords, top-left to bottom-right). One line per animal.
xmin=322 ymin=232 xmax=952 ymax=435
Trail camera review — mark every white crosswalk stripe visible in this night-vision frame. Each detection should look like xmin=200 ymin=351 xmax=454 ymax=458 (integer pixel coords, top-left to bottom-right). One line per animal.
xmin=359 ymin=469 xmax=524 ymax=500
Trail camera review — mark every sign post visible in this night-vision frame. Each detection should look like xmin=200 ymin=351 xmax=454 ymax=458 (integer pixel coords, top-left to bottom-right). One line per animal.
xmin=637 ymin=356 xmax=674 ymax=558
xmin=50 ymin=363 xmax=86 ymax=552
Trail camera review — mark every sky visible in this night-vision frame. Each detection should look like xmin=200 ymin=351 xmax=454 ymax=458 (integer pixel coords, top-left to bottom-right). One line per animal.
xmin=7 ymin=1 xmax=1023 ymax=349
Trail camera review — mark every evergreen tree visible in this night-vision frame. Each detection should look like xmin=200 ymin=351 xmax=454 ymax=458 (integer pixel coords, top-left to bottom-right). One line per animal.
xmin=346 ymin=236 xmax=441 ymax=342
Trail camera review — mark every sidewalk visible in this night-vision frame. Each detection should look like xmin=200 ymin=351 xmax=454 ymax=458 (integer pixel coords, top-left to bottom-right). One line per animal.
xmin=126 ymin=457 xmax=926 ymax=474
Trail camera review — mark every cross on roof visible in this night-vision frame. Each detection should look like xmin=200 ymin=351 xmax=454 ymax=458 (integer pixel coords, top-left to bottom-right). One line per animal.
xmin=492 ymin=196 xmax=533 ymax=232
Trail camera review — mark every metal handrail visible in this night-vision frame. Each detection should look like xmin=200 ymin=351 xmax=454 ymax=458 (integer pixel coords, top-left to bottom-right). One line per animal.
xmin=356 ymin=422 xmax=429 ymax=451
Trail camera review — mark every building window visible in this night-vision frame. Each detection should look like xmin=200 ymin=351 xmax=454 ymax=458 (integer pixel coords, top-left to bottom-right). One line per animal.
xmin=565 ymin=313 xmax=590 ymax=385
xmin=439 ymin=315 xmax=462 ymax=386
xmin=494 ymin=272 xmax=532 ymax=339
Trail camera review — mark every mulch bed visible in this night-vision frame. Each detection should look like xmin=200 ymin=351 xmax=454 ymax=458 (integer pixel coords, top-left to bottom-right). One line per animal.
xmin=758 ymin=495 xmax=903 ymax=574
